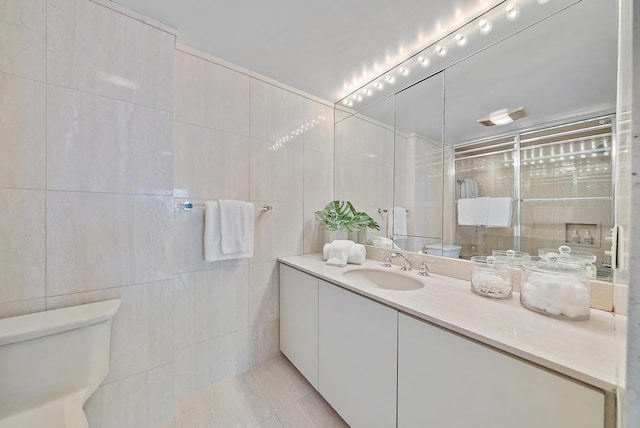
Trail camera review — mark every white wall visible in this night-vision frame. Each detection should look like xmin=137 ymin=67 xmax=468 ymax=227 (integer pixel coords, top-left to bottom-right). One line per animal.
xmin=0 ymin=0 xmax=333 ymax=426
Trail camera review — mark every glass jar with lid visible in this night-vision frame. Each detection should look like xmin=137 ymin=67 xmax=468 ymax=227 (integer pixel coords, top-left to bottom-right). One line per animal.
xmin=471 ymin=256 xmax=512 ymax=299
xmin=520 ymin=253 xmax=591 ymax=320
xmin=538 ymin=245 xmax=596 ymax=278
xmin=492 ymin=249 xmax=530 ymax=267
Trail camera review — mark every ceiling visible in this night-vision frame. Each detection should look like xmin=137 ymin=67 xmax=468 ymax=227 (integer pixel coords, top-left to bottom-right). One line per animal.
xmin=111 ymin=0 xmax=503 ymax=102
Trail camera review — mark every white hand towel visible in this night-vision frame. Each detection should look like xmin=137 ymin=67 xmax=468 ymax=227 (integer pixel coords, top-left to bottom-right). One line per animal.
xmin=475 ymin=197 xmax=491 ymax=226
xmin=393 ymin=207 xmax=408 ymax=236
xmin=204 ymin=201 xmax=252 ymax=262
xmin=457 ymin=198 xmax=475 ymax=225
xmin=219 ymin=200 xmax=254 ymax=255
xmin=470 ymin=179 xmax=479 ymax=198
xmin=487 ymin=197 xmax=513 ymax=227
xmin=323 ymin=242 xmax=366 ymax=264
xmin=326 ymin=240 xmax=354 ymax=266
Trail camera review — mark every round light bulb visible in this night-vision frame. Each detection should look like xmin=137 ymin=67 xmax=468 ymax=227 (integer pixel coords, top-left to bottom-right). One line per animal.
xmin=374 ymin=81 xmax=384 ymax=90
xmin=398 ymin=67 xmax=409 ymax=76
xmin=478 ymin=19 xmax=492 ymax=34
xmin=455 ymin=34 xmax=466 ymax=46
xmin=385 ymin=75 xmax=396 ymax=84
xmin=435 ymin=45 xmax=447 ymax=57
xmin=506 ymin=4 xmax=521 ymax=20
xmin=363 ymin=88 xmax=373 ymax=96
xmin=416 ymin=55 xmax=430 ymax=68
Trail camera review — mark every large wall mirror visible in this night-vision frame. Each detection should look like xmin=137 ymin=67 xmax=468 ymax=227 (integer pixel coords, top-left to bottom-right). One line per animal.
xmin=334 ymin=0 xmax=618 ymax=281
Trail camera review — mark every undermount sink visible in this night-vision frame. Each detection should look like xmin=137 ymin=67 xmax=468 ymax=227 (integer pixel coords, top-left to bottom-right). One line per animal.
xmin=342 ymin=268 xmax=424 ymax=291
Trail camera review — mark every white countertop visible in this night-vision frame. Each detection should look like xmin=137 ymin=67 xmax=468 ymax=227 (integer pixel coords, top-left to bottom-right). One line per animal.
xmin=279 ymin=254 xmax=627 ymax=392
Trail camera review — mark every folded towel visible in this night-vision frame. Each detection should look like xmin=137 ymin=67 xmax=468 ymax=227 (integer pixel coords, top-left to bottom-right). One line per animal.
xmin=219 ymin=200 xmax=254 ymax=255
xmin=487 ymin=197 xmax=512 ymax=227
xmin=204 ymin=201 xmax=253 ymax=262
xmin=326 ymin=240 xmax=354 ymax=266
xmin=323 ymin=242 xmax=366 ymax=264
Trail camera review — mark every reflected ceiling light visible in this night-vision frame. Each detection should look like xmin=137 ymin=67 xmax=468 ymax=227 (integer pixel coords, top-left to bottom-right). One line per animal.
xmin=415 ymin=55 xmax=431 ymax=68
xmin=478 ymin=18 xmax=492 ymax=34
xmin=537 ymin=0 xmax=549 ymax=3
xmin=354 ymin=94 xmax=363 ymax=102
xmin=435 ymin=45 xmax=447 ymax=56
xmin=363 ymin=88 xmax=373 ymax=96
xmin=477 ymin=107 xmax=527 ymax=126
xmin=399 ymin=67 xmax=410 ymax=76
xmin=341 ymin=99 xmax=349 ymax=106
xmin=374 ymin=81 xmax=384 ymax=90
xmin=455 ymin=34 xmax=467 ymax=46
xmin=385 ymin=75 xmax=396 ymax=84
xmin=505 ymin=2 xmax=521 ymax=20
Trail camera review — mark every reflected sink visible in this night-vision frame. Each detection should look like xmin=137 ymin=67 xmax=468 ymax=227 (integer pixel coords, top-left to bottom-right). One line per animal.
xmin=342 ymin=269 xmax=424 ymax=291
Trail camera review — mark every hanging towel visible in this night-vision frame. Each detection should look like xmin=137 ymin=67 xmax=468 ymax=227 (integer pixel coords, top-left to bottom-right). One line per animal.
xmin=204 ymin=201 xmax=253 ymax=262
xmin=219 ymin=200 xmax=254 ymax=255
xmin=487 ymin=197 xmax=513 ymax=227
xmin=457 ymin=198 xmax=476 ymax=225
xmin=467 ymin=179 xmax=478 ymax=198
xmin=475 ymin=197 xmax=491 ymax=226
xmin=393 ymin=207 xmax=408 ymax=236
xmin=460 ymin=180 xmax=467 ymax=199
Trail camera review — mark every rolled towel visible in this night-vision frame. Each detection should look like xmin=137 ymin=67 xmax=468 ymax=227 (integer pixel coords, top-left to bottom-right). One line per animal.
xmin=323 ymin=241 xmax=366 ymax=265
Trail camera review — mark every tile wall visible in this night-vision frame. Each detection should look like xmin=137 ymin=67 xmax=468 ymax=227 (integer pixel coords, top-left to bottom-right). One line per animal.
xmin=0 ymin=0 xmax=333 ymax=426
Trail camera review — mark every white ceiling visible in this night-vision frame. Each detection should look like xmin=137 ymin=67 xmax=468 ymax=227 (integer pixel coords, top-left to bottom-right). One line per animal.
xmin=111 ymin=0 xmax=502 ymax=102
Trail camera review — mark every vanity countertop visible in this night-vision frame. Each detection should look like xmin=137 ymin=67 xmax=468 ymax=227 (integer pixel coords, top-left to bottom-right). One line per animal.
xmin=279 ymin=254 xmax=626 ymax=392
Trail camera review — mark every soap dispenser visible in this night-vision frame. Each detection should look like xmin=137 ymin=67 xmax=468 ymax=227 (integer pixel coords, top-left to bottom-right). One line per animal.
xmin=570 ymin=229 xmax=580 ymax=244
xmin=583 ymin=230 xmax=593 ymax=245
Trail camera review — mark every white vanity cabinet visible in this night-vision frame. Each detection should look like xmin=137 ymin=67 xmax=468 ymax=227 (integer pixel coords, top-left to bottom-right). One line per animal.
xmin=318 ymin=280 xmax=398 ymax=428
xmin=397 ymin=313 xmax=605 ymax=428
xmin=279 ymin=264 xmax=319 ymax=388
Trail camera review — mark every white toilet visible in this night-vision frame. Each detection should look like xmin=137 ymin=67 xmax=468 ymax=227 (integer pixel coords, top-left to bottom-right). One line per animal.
xmin=0 ymin=299 xmax=121 ymax=428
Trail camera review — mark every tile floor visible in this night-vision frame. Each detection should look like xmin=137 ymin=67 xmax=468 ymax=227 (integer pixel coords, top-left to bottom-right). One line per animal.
xmin=172 ymin=354 xmax=348 ymax=427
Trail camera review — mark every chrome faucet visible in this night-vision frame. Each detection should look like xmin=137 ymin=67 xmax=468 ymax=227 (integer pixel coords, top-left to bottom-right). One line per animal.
xmin=391 ymin=252 xmax=412 ymax=271
xmin=417 ymin=260 xmax=436 ymax=276
xmin=379 ymin=251 xmax=392 ymax=268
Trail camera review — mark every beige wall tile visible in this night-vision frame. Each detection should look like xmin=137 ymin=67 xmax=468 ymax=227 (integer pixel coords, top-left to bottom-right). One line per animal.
xmin=47 ymin=85 xmax=173 ymax=195
xmin=173 ymin=265 xmax=249 ymax=348
xmin=46 ymin=192 xmax=173 ymax=296
xmin=47 ymin=0 xmax=173 ymax=110
xmin=304 ymin=150 xmax=333 ymax=254
xmin=251 ymin=319 xmax=280 ymax=367
xmin=173 ymin=123 xmax=250 ymax=200
xmin=303 ymin=101 xmax=333 ymax=154
xmin=174 ymin=330 xmax=251 ymax=399
xmin=0 ymin=73 xmax=45 ymax=189
xmin=85 ymin=363 xmax=174 ymax=428
xmin=174 ymin=50 xmax=250 ymax=134
xmin=250 ymin=136 xmax=303 ymax=203
xmin=250 ymin=79 xmax=304 ymax=142
xmin=0 ymin=297 xmax=45 ymax=319
xmin=0 ymin=0 xmax=45 ymax=81
xmin=46 ymin=280 xmax=174 ymax=383
xmin=253 ymin=201 xmax=304 ymax=263
xmin=249 ymin=261 xmax=280 ymax=326
xmin=0 ymin=189 xmax=45 ymax=303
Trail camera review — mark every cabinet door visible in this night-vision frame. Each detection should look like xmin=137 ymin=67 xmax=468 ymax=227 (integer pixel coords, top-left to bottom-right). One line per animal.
xmin=279 ymin=264 xmax=319 ymax=389
xmin=398 ymin=313 xmax=605 ymax=428
xmin=319 ymin=280 xmax=397 ymax=428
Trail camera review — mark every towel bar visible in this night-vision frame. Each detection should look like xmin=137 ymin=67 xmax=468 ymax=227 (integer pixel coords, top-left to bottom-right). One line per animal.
xmin=378 ymin=208 xmax=409 ymax=214
xmin=177 ymin=201 xmax=276 ymax=212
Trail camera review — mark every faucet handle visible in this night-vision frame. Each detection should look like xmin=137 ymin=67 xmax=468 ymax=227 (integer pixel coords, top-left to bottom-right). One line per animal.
xmin=418 ymin=260 xmax=436 ymax=276
xmin=379 ymin=251 xmax=392 ymax=267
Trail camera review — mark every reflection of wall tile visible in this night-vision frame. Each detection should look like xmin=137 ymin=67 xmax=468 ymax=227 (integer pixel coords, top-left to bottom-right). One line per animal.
xmin=47 ymin=0 xmax=174 ymax=110
xmin=46 ymin=192 xmax=173 ymax=296
xmin=0 ymin=73 xmax=45 ymax=189
xmin=0 ymin=189 xmax=45 ymax=304
xmin=0 ymin=0 xmax=46 ymax=81
xmin=47 ymin=86 xmax=173 ymax=195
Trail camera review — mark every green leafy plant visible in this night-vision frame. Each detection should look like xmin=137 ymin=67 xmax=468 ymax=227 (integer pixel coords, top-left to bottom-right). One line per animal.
xmin=314 ymin=200 xmax=380 ymax=232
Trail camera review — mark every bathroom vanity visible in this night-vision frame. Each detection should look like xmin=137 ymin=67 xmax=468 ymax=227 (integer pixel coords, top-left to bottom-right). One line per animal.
xmin=279 ymin=254 xmax=625 ymax=428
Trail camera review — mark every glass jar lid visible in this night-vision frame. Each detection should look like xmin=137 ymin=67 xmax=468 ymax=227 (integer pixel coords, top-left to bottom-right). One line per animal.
xmin=522 ymin=252 xmax=590 ymax=276
xmin=471 ymin=255 xmax=510 ymax=271
xmin=538 ymin=245 xmax=596 ymax=263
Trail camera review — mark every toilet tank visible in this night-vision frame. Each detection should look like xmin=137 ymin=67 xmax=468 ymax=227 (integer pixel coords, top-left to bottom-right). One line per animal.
xmin=0 ymin=299 xmax=121 ymax=418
